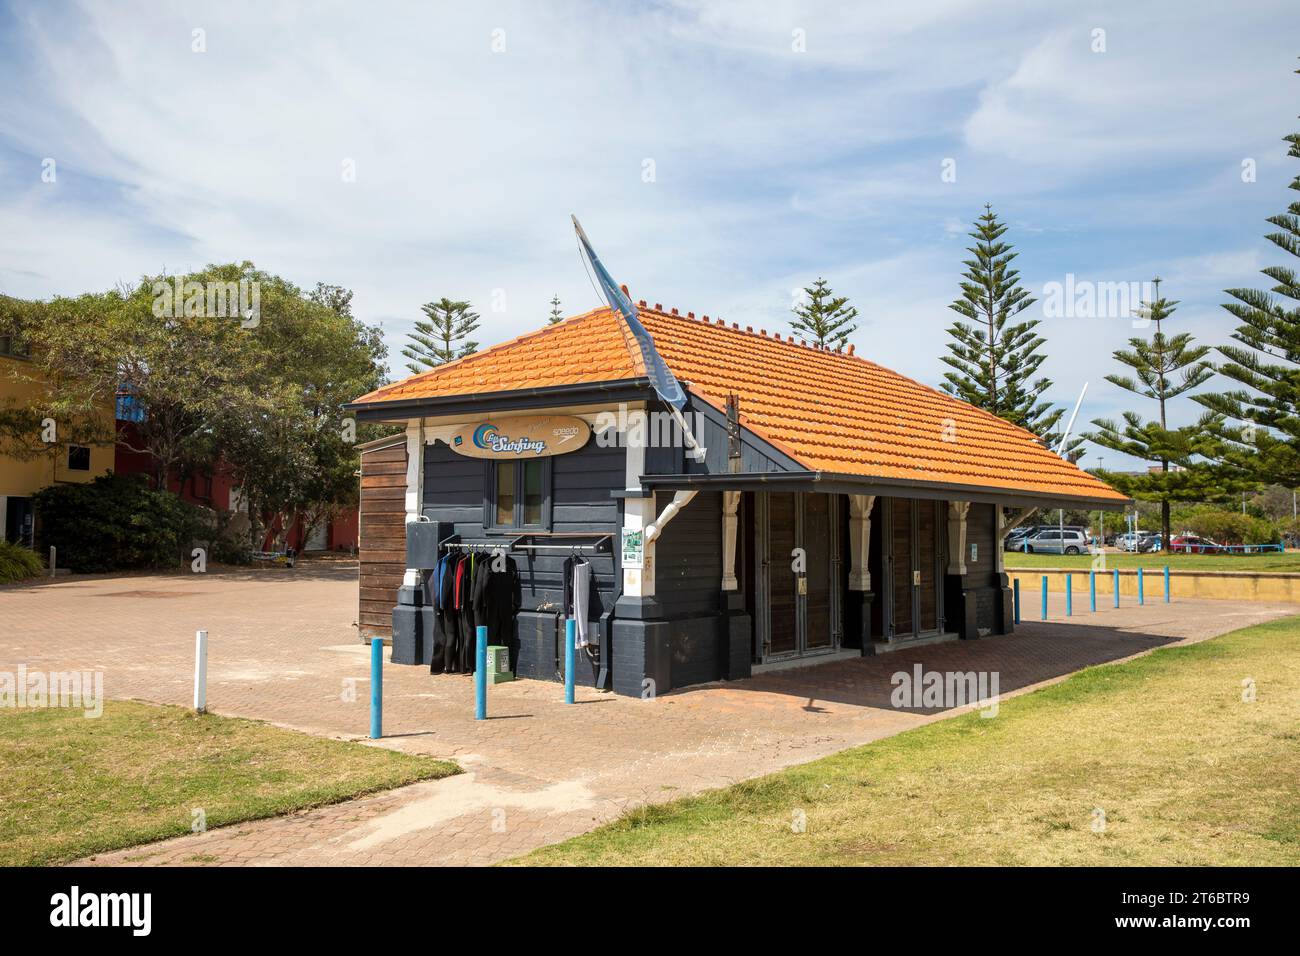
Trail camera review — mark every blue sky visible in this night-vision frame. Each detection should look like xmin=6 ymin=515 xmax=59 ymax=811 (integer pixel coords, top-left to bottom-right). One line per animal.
xmin=1 ymin=1 xmax=1296 ymax=468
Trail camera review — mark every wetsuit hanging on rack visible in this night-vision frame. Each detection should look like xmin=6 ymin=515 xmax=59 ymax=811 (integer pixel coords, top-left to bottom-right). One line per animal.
xmin=430 ymin=548 xmax=455 ymax=674
xmin=456 ymin=548 xmax=477 ymax=673
xmin=472 ymin=550 xmax=522 ymax=669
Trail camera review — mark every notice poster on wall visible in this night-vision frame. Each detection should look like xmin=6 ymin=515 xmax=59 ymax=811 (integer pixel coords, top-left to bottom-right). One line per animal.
xmin=621 ymin=529 xmax=644 ymax=569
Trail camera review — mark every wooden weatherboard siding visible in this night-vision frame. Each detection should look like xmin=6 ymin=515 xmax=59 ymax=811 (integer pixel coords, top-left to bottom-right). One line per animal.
xmin=420 ymin=435 xmax=625 ymax=610
xmin=359 ymin=437 xmax=408 ymax=641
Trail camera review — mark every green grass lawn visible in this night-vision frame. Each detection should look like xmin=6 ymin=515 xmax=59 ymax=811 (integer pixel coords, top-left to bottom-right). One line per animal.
xmin=0 ymin=700 xmax=458 ymax=866
xmin=1004 ymin=549 xmax=1300 ymax=572
xmin=513 ymin=616 xmax=1300 ymax=867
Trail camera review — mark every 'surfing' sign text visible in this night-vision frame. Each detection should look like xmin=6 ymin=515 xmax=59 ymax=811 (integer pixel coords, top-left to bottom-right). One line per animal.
xmin=448 ymin=415 xmax=590 ymax=459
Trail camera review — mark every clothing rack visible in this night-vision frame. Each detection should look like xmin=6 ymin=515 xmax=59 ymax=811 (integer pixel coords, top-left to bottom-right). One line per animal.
xmin=436 ymin=532 xmax=611 ymax=555
xmin=509 ymin=533 xmax=613 ymax=554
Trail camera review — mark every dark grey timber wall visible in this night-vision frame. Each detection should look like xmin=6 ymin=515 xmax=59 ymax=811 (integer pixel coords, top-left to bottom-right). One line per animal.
xmin=680 ymin=396 xmax=804 ymax=475
xmin=952 ymin=503 xmax=1003 ymax=635
xmin=966 ymin=504 xmax=998 ymax=588
xmin=653 ymin=491 xmax=725 ymax=689
xmin=421 ymin=437 xmax=625 ymax=687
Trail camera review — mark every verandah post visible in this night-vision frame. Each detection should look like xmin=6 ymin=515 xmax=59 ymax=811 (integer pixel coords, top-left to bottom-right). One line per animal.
xmin=475 ymin=624 xmax=488 ymax=720
xmin=564 ymin=618 xmax=576 ymax=704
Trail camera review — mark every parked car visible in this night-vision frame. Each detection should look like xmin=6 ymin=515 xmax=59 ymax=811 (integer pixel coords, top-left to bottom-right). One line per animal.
xmin=1022 ymin=528 xmax=1090 ymax=555
xmin=1135 ymin=532 xmax=1164 ymax=553
xmin=1004 ymin=524 xmax=1087 ymax=551
xmin=1004 ymin=527 xmax=1033 ymax=551
xmin=1169 ymin=533 xmax=1224 ymax=554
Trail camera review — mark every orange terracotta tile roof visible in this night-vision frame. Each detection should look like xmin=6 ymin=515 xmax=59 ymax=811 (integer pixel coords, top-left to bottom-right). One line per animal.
xmin=354 ymin=304 xmax=1126 ymax=503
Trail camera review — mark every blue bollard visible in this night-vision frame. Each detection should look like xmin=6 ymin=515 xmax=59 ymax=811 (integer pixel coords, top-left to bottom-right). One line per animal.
xmin=1164 ymin=565 xmax=1170 ymax=603
xmin=1066 ymin=573 xmax=1072 ymax=616
xmin=370 ymin=636 xmax=383 ymax=739
xmin=1089 ymin=571 xmax=1096 ymax=612
xmin=1041 ymin=576 xmax=1048 ymax=620
xmin=1013 ymin=578 xmax=1021 ymax=624
xmin=1138 ymin=567 xmax=1145 ymax=605
xmin=475 ymin=624 xmax=487 ymax=720
xmin=565 ymin=618 xmax=576 ymax=704
xmin=1113 ymin=568 xmax=1120 ymax=608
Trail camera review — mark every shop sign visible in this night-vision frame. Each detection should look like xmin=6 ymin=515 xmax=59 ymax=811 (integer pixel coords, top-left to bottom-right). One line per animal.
xmin=448 ymin=415 xmax=589 ymax=459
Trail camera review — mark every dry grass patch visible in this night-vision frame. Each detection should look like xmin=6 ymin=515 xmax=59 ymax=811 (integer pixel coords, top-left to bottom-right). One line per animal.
xmin=514 ymin=616 xmax=1300 ymax=866
xmin=0 ymin=700 xmax=458 ymax=865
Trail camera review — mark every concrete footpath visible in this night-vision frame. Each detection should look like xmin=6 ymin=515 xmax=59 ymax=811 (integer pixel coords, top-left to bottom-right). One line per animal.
xmin=0 ymin=565 xmax=1291 ymax=866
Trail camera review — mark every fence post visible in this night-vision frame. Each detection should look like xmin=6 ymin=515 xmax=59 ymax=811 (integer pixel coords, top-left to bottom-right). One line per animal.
xmin=1013 ymin=578 xmax=1021 ymax=624
xmin=193 ymin=629 xmax=208 ymax=714
xmin=1138 ymin=567 xmax=1145 ymax=606
xmin=1041 ymin=576 xmax=1048 ymax=620
xmin=1089 ymin=571 xmax=1096 ymax=612
xmin=1113 ymin=568 xmax=1120 ymax=608
xmin=1164 ymin=565 xmax=1171 ymax=603
xmin=475 ymin=624 xmax=488 ymax=720
xmin=369 ymin=635 xmax=382 ymax=738
xmin=565 ymin=618 xmax=576 ymax=704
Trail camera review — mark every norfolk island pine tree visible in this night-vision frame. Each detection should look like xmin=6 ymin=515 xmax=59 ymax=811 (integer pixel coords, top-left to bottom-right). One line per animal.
xmin=402 ymin=298 xmax=480 ymax=373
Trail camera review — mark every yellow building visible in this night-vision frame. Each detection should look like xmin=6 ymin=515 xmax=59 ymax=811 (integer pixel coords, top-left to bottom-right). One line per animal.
xmin=0 ymin=336 xmax=115 ymax=546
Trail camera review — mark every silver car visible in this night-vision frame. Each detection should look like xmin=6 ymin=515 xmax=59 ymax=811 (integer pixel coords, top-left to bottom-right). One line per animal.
xmin=1023 ymin=528 xmax=1089 ymax=555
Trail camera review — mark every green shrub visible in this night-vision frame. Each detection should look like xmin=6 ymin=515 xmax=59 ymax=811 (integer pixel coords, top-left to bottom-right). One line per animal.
xmin=1167 ymin=504 xmax=1280 ymax=546
xmin=33 ymin=474 xmax=207 ymax=573
xmin=0 ymin=540 xmax=43 ymax=583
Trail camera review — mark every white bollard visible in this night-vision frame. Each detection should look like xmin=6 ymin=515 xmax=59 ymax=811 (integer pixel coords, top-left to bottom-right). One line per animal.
xmin=193 ymin=629 xmax=208 ymax=713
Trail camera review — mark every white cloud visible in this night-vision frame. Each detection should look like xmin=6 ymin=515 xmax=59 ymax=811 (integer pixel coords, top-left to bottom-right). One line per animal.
xmin=0 ymin=0 xmax=1294 ymax=444
xmin=965 ymin=11 xmax=1295 ymax=169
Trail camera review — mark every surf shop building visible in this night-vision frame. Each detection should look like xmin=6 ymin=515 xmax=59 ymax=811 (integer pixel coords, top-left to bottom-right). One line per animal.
xmin=348 ymin=302 xmax=1127 ymax=696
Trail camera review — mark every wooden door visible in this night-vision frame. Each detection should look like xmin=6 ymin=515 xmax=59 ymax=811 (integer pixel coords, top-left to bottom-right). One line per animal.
xmin=917 ymin=500 xmax=938 ymax=632
xmin=889 ymin=497 xmax=943 ymax=639
xmin=767 ymin=493 xmax=798 ymax=655
xmin=890 ymin=498 xmax=913 ymax=637
xmin=803 ymin=492 xmax=833 ymax=650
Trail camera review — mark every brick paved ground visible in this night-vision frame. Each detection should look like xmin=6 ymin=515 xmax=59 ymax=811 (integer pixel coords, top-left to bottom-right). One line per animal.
xmin=0 ymin=564 xmax=1292 ymax=866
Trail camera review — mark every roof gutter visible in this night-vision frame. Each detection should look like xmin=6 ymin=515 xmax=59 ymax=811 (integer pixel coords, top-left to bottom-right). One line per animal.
xmin=639 ymin=470 xmax=1131 ymax=512
xmin=345 ymin=377 xmax=655 ymax=421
